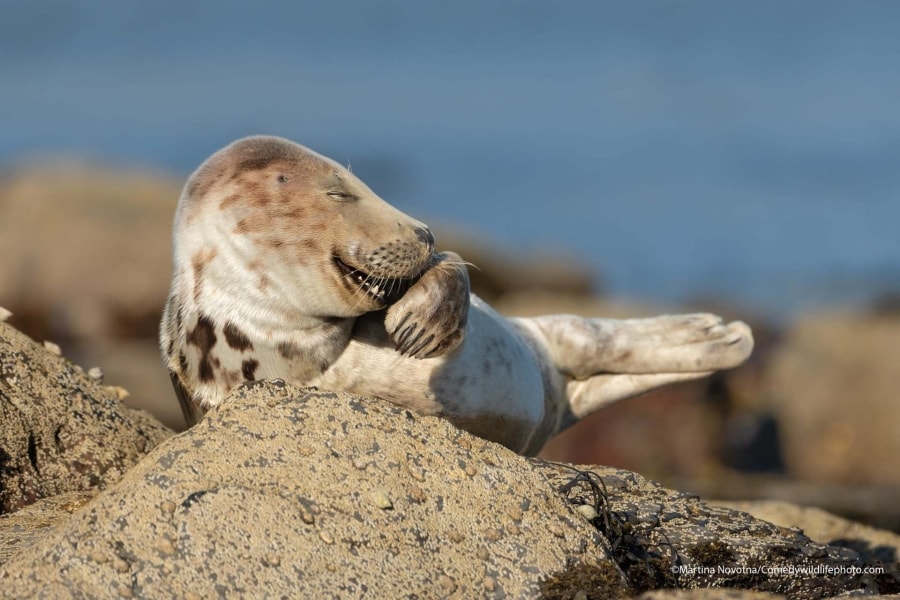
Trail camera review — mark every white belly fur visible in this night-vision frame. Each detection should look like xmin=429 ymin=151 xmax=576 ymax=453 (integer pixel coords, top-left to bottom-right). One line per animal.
xmin=314 ymin=296 xmax=550 ymax=453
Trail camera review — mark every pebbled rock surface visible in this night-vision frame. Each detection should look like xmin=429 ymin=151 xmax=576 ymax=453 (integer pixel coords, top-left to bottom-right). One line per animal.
xmin=536 ymin=462 xmax=898 ymax=598
xmin=634 ymin=591 xmax=787 ymax=600
xmin=0 ymin=321 xmax=172 ymax=514
xmin=0 ymin=491 xmax=96 ymax=565
xmin=0 ymin=382 xmax=625 ymax=599
xmin=716 ymin=500 xmax=900 ymax=566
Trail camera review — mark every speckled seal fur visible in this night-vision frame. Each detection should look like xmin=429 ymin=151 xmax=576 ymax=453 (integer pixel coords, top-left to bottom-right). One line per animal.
xmin=160 ymin=136 xmax=753 ymax=454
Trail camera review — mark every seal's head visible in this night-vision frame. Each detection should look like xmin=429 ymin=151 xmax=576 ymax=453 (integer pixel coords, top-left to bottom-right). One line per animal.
xmin=175 ymin=136 xmax=435 ymax=317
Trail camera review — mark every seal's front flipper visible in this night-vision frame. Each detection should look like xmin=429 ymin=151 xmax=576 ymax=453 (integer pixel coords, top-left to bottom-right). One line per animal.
xmin=385 ymin=251 xmax=470 ymax=359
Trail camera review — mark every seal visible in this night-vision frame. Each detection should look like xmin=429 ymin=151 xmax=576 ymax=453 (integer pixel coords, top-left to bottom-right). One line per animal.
xmin=160 ymin=135 xmax=754 ymax=454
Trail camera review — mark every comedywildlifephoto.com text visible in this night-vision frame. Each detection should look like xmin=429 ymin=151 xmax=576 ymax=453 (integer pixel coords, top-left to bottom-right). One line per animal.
xmin=672 ymin=564 xmax=885 ymax=577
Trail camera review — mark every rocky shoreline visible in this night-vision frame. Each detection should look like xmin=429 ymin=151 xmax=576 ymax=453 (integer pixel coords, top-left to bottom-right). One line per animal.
xmin=1 ymin=318 xmax=897 ymax=598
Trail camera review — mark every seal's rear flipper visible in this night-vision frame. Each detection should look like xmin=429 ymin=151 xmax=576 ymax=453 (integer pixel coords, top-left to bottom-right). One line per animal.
xmin=564 ymin=370 xmax=712 ymax=423
xmin=513 ymin=312 xmax=753 ymax=430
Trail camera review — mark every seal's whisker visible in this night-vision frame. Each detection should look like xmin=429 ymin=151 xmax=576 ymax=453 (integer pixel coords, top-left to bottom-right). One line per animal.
xmin=344 ymin=269 xmax=372 ymax=311
xmin=351 ymin=273 xmax=374 ymax=310
xmin=438 ymin=259 xmax=479 ymax=271
xmin=389 ymin=274 xmax=402 ymax=299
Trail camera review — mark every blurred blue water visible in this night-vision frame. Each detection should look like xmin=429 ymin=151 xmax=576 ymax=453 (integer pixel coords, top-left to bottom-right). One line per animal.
xmin=2 ymin=0 xmax=899 ymax=317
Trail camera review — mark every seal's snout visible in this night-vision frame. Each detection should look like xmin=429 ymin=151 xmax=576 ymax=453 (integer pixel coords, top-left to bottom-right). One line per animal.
xmin=414 ymin=227 xmax=435 ymax=250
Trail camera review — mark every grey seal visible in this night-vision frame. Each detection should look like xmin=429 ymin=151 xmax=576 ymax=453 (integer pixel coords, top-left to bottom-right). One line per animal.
xmin=160 ymin=136 xmax=753 ymax=454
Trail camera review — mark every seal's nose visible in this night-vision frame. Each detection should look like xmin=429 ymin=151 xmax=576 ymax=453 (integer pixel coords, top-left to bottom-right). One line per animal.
xmin=414 ymin=226 xmax=435 ymax=250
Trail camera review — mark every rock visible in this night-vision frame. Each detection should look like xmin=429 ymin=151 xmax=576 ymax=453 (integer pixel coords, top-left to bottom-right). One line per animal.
xmin=635 ymin=591 xmax=786 ymax=599
xmin=0 ymin=491 xmax=97 ymax=565
xmin=765 ymin=313 xmax=900 ymax=486
xmin=536 ymin=462 xmax=898 ymax=598
xmin=2 ymin=380 xmax=897 ymax=598
xmin=0 ymin=321 xmax=172 ymax=514
xmin=716 ymin=500 xmax=900 ymax=565
xmin=81 ymin=339 xmax=187 ymax=431
xmin=0 ymin=383 xmax=625 ymax=599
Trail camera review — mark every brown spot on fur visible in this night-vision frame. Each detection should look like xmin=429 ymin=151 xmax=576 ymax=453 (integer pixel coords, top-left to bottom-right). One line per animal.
xmin=191 ymin=248 xmax=218 ymax=302
xmin=223 ymin=322 xmax=253 ymax=352
xmin=231 ymin=136 xmax=306 ymax=174
xmin=277 ymin=341 xmax=303 ymax=359
xmin=186 ymin=163 xmax=228 ymax=202
xmin=226 ymin=175 xmax=269 ymax=207
xmin=290 ymin=238 xmax=319 ymax=252
xmin=238 ymin=156 xmax=281 ymax=172
xmin=258 ymin=274 xmax=271 ymax=292
xmin=219 ymin=193 xmax=242 ymax=210
xmin=279 ymin=206 xmax=307 ymax=219
xmin=178 ymin=353 xmax=188 ymax=372
xmin=241 ymin=359 xmax=259 ymax=381
xmin=246 ymin=188 xmax=270 ymax=207
xmin=233 ymin=213 xmax=271 ymax=235
xmin=222 ymin=369 xmax=242 ymax=388
xmin=187 ymin=315 xmax=217 ymax=383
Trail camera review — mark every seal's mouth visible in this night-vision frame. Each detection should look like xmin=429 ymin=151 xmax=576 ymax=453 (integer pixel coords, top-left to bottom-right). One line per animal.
xmin=333 ymin=257 xmax=411 ymax=306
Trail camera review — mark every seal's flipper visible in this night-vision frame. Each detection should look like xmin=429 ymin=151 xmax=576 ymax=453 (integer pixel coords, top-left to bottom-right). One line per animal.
xmin=386 ymin=251 xmax=470 ymax=359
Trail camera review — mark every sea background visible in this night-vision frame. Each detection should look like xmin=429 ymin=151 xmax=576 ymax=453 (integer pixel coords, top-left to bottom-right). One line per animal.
xmin=2 ymin=0 xmax=899 ymax=318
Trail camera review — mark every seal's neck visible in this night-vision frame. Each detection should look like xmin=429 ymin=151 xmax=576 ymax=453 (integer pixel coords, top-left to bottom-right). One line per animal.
xmin=177 ymin=249 xmax=354 ymax=352
xmin=167 ymin=215 xmax=358 ymax=404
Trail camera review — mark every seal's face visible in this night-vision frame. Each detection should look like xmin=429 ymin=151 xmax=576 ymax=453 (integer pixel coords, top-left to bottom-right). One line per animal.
xmin=177 ymin=136 xmax=435 ymax=317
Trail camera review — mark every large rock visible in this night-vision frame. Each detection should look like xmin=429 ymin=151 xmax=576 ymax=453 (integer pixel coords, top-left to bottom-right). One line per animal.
xmin=716 ymin=500 xmax=900 ymax=566
xmin=765 ymin=313 xmax=900 ymax=486
xmin=2 ymin=379 xmax=897 ymax=598
xmin=635 ymin=592 xmax=787 ymax=600
xmin=0 ymin=383 xmax=625 ymax=599
xmin=0 ymin=319 xmax=172 ymax=513
xmin=536 ymin=461 xmax=897 ymax=598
